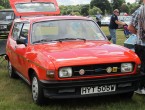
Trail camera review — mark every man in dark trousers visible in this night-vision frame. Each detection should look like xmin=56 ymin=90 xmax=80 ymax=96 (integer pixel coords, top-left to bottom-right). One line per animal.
xmin=128 ymin=0 xmax=145 ymax=94
xmin=96 ymin=13 xmax=102 ymax=27
xmin=109 ymin=9 xmax=126 ymax=44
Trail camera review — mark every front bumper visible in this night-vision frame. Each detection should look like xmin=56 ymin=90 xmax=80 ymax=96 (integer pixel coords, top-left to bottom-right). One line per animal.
xmin=40 ymin=73 xmax=145 ymax=99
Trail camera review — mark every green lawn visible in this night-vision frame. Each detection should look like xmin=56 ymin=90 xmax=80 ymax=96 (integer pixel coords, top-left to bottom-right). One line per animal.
xmin=1 ymin=26 xmax=145 ymax=110
xmin=101 ymin=26 xmax=126 ymax=46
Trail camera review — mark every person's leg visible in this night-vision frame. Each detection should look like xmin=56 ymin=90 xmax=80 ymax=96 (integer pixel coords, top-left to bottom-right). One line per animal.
xmin=134 ymin=44 xmax=145 ymax=94
xmin=109 ymin=28 xmax=116 ymax=44
xmin=97 ymin=21 xmax=101 ymax=27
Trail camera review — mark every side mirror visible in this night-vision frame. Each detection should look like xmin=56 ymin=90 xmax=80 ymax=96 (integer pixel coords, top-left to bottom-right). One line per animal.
xmin=16 ymin=38 xmax=27 ymax=46
xmin=106 ymin=35 xmax=111 ymax=41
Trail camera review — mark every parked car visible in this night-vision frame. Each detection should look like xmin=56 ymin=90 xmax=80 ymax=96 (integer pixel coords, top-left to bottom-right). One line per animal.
xmin=124 ymin=34 xmax=137 ymax=52
xmin=101 ymin=16 xmax=110 ymax=26
xmin=118 ymin=16 xmax=132 ymax=28
xmin=0 ymin=9 xmax=16 ymax=37
xmin=6 ymin=0 xmax=144 ymax=105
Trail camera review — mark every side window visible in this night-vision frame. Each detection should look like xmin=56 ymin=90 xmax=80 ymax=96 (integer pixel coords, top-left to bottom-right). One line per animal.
xmin=12 ymin=22 xmax=23 ymax=40
xmin=20 ymin=23 xmax=30 ymax=40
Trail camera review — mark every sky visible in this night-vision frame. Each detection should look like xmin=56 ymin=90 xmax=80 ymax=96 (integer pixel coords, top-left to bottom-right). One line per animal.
xmin=57 ymin=0 xmax=136 ymax=5
xmin=126 ymin=0 xmax=136 ymax=3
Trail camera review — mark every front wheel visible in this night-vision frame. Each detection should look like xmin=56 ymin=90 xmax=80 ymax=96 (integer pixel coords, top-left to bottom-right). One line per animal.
xmin=31 ymin=74 xmax=47 ymax=105
xmin=8 ymin=61 xmax=18 ymax=78
xmin=119 ymin=91 xmax=134 ymax=99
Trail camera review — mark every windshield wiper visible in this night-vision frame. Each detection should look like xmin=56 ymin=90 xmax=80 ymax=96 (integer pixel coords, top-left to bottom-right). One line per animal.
xmin=75 ymin=38 xmax=86 ymax=41
xmin=33 ymin=38 xmax=86 ymax=44
xmin=54 ymin=38 xmax=86 ymax=42
xmin=33 ymin=39 xmax=53 ymax=44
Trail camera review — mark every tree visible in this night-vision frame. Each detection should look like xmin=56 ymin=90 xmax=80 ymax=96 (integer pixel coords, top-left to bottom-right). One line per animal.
xmin=128 ymin=3 xmax=140 ymax=14
xmin=81 ymin=4 xmax=89 ymax=16
xmin=90 ymin=0 xmax=111 ymax=15
xmin=0 ymin=6 xmax=4 ymax=9
xmin=0 ymin=0 xmax=10 ymax=8
xmin=88 ymin=6 xmax=102 ymax=15
xmin=120 ymin=3 xmax=129 ymax=13
xmin=111 ymin=0 xmax=125 ymax=10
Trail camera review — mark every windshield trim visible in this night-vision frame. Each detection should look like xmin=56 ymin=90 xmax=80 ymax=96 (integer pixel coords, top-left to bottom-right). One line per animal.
xmin=30 ymin=19 xmax=107 ymax=44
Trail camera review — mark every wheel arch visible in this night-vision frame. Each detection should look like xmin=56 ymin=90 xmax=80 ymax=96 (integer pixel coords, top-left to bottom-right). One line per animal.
xmin=28 ymin=68 xmax=37 ymax=85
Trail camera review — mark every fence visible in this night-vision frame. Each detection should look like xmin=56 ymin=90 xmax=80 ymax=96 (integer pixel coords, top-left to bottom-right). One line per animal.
xmin=0 ymin=39 xmax=7 ymax=70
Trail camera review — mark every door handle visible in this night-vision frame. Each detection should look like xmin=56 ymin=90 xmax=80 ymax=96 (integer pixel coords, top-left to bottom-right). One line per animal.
xmin=15 ymin=46 xmax=18 ymax=49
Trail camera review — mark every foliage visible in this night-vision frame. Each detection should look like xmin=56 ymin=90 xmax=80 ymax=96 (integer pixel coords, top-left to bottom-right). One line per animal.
xmin=81 ymin=4 xmax=89 ymax=16
xmin=0 ymin=0 xmax=10 ymax=8
xmin=59 ymin=5 xmax=82 ymax=15
xmin=88 ymin=6 xmax=102 ymax=15
xmin=0 ymin=6 xmax=4 ymax=9
xmin=90 ymin=0 xmax=112 ymax=15
xmin=111 ymin=0 xmax=125 ymax=10
xmin=120 ymin=3 xmax=130 ymax=14
xmin=0 ymin=0 xmax=142 ymax=16
xmin=128 ymin=3 xmax=140 ymax=14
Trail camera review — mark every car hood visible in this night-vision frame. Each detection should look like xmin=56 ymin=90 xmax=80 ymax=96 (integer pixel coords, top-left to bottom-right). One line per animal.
xmin=28 ymin=41 xmax=139 ymax=68
xmin=0 ymin=20 xmax=12 ymax=25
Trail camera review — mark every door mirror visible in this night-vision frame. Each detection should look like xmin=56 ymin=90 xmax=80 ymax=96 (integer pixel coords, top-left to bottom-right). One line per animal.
xmin=16 ymin=38 xmax=27 ymax=45
xmin=106 ymin=35 xmax=111 ymax=41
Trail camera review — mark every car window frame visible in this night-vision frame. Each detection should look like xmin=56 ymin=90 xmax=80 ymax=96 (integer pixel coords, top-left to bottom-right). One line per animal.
xmin=20 ymin=23 xmax=30 ymax=42
xmin=11 ymin=21 xmax=30 ymax=41
xmin=11 ymin=22 xmax=23 ymax=41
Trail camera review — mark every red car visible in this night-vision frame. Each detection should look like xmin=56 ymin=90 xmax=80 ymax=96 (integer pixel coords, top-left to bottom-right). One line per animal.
xmin=6 ymin=0 xmax=143 ymax=105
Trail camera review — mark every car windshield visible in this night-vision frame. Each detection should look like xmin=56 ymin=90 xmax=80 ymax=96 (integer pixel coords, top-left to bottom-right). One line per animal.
xmin=31 ymin=20 xmax=105 ymax=43
xmin=15 ymin=3 xmax=56 ymax=12
xmin=0 ymin=11 xmax=14 ymax=20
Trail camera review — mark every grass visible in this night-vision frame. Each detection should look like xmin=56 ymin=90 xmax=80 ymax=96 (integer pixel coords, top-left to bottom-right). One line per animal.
xmin=101 ymin=26 xmax=125 ymax=46
xmin=0 ymin=26 xmax=145 ymax=110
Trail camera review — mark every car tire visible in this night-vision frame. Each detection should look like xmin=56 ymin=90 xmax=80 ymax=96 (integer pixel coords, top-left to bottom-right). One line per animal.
xmin=8 ymin=60 xmax=18 ymax=78
xmin=119 ymin=91 xmax=134 ymax=99
xmin=31 ymin=74 xmax=47 ymax=105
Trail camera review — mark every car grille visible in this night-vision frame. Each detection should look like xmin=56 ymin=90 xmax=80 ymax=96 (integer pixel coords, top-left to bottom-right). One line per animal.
xmin=0 ymin=25 xmax=6 ymax=29
xmin=72 ymin=63 xmax=135 ymax=77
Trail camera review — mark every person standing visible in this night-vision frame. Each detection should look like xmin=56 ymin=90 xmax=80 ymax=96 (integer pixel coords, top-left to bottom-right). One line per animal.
xmin=128 ymin=0 xmax=145 ymax=94
xmin=109 ymin=9 xmax=126 ymax=44
xmin=96 ymin=13 xmax=102 ymax=27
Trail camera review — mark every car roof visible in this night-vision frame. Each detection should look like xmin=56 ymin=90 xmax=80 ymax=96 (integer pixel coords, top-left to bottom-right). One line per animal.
xmin=14 ymin=16 xmax=92 ymax=23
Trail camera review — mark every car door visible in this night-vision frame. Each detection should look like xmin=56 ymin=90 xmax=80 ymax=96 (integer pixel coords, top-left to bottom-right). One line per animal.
xmin=8 ymin=22 xmax=23 ymax=69
xmin=14 ymin=23 xmax=30 ymax=75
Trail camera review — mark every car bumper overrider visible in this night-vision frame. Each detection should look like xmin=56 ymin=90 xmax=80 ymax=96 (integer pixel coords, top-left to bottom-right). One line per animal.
xmin=39 ymin=73 xmax=145 ymax=99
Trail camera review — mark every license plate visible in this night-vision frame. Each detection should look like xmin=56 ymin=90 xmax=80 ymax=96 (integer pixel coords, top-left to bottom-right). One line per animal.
xmin=81 ymin=85 xmax=116 ymax=95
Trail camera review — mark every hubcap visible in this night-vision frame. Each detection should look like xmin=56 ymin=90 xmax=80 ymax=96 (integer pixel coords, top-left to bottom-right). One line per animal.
xmin=32 ymin=77 xmax=39 ymax=101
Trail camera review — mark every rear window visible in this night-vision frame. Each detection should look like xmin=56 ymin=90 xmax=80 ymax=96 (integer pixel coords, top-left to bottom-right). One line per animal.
xmin=15 ymin=3 xmax=56 ymax=13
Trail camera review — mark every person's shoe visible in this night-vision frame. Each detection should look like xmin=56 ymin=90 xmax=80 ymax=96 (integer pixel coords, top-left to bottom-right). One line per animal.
xmin=135 ymin=88 xmax=145 ymax=94
xmin=134 ymin=89 xmax=143 ymax=94
xmin=141 ymin=88 xmax=145 ymax=94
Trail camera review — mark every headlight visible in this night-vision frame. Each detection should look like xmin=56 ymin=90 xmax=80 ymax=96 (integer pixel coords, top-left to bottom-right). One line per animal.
xmin=59 ymin=67 xmax=72 ymax=78
xmin=3 ymin=25 xmax=7 ymax=29
xmin=121 ymin=63 xmax=133 ymax=72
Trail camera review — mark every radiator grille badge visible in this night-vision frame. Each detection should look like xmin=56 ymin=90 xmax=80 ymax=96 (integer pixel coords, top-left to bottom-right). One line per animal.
xmin=106 ymin=67 xmax=112 ymax=73
xmin=79 ymin=69 xmax=85 ymax=75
